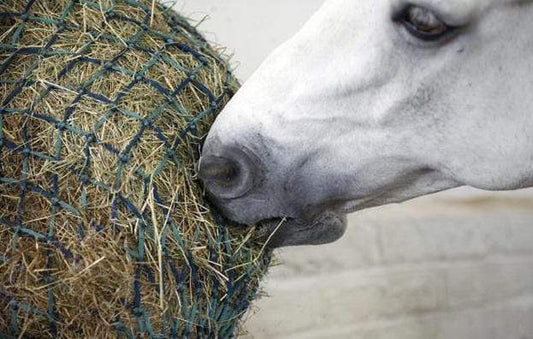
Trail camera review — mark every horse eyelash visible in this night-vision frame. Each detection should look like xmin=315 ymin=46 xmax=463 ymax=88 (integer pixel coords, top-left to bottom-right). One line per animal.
xmin=391 ymin=5 xmax=459 ymax=43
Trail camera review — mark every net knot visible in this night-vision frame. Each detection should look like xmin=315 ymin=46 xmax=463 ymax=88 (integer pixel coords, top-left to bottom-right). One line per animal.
xmin=133 ymin=307 xmax=143 ymax=317
xmin=9 ymin=299 xmax=19 ymax=311
xmin=118 ymin=153 xmax=129 ymax=163
xmin=80 ymin=174 xmax=90 ymax=185
xmin=57 ymin=121 xmax=67 ymax=131
xmin=85 ymin=134 xmax=96 ymax=143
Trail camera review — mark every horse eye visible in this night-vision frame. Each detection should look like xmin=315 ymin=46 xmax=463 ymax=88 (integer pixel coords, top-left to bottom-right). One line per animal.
xmin=399 ymin=6 xmax=452 ymax=41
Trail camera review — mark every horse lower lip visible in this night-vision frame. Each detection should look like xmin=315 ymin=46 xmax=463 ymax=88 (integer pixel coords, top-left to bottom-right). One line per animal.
xmin=255 ymin=217 xmax=292 ymax=234
xmin=255 ymin=212 xmax=340 ymax=239
xmin=257 ymin=211 xmax=347 ymax=248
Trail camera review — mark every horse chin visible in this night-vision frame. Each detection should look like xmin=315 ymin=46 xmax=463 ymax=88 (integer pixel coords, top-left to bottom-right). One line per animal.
xmin=256 ymin=211 xmax=347 ymax=248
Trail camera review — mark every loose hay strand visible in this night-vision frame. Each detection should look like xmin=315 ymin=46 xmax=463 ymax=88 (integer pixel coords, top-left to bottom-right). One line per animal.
xmin=0 ymin=0 xmax=272 ymax=337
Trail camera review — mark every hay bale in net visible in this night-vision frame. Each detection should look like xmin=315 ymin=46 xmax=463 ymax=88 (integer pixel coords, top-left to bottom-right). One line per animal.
xmin=0 ymin=0 xmax=272 ymax=337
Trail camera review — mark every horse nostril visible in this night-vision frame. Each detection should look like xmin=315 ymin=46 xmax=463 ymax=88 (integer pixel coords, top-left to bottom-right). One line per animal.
xmin=198 ymin=156 xmax=239 ymax=186
xmin=198 ymin=150 xmax=258 ymax=199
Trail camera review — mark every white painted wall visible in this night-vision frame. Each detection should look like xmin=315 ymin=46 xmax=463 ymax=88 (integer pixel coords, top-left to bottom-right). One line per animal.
xmin=176 ymin=2 xmax=533 ymax=338
xmin=175 ymin=0 xmax=324 ymax=80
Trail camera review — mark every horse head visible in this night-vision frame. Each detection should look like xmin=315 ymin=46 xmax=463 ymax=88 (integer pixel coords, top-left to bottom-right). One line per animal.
xmin=199 ymin=0 xmax=533 ymax=246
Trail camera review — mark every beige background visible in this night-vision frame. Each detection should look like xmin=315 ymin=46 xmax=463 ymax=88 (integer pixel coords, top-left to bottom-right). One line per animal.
xmin=176 ymin=1 xmax=533 ymax=338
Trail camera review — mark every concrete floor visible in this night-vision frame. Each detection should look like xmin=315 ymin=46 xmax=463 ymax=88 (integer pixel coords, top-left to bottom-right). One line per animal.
xmin=241 ymin=188 xmax=533 ymax=338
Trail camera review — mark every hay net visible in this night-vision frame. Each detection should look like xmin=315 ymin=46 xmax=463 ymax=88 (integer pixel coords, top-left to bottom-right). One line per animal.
xmin=0 ymin=0 xmax=271 ymax=337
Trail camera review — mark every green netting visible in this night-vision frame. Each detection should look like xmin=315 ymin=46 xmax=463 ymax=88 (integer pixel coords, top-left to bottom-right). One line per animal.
xmin=0 ymin=0 xmax=271 ymax=337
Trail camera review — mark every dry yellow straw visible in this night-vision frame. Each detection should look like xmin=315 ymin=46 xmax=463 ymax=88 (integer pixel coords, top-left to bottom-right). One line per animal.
xmin=0 ymin=0 xmax=272 ymax=337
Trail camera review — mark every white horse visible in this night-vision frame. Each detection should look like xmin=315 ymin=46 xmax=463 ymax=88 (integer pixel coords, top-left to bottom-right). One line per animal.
xmin=198 ymin=0 xmax=533 ymax=247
